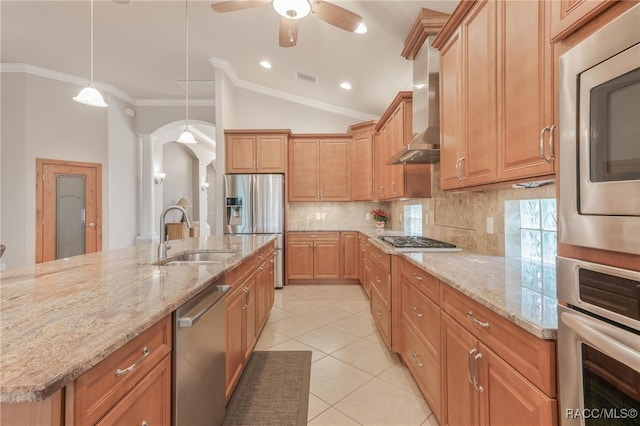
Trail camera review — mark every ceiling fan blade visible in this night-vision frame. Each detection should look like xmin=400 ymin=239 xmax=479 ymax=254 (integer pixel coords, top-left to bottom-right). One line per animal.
xmin=211 ymin=1 xmax=270 ymax=13
xmin=279 ymin=17 xmax=298 ymax=48
xmin=311 ymin=1 xmax=363 ymax=32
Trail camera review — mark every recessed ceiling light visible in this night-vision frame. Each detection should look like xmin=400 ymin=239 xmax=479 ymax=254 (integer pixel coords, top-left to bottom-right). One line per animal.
xmin=259 ymin=60 xmax=272 ymax=69
xmin=340 ymin=82 xmax=352 ymax=90
xmin=355 ymin=23 xmax=367 ymax=34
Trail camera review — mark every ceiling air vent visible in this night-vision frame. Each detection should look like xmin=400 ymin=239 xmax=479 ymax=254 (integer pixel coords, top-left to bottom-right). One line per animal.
xmin=295 ymin=71 xmax=318 ymax=84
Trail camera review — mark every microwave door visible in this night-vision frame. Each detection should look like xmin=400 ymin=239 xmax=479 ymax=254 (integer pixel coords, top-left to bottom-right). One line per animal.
xmin=578 ymin=42 xmax=640 ymax=217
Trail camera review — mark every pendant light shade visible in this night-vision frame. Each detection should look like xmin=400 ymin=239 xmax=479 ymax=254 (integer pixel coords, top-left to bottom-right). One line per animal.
xmin=74 ymin=0 xmax=108 ymax=107
xmin=176 ymin=0 xmax=196 ymax=144
xmin=273 ymin=0 xmax=311 ymax=19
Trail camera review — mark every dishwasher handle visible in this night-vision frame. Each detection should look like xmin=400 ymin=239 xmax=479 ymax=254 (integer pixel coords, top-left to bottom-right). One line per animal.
xmin=178 ymin=284 xmax=230 ymax=328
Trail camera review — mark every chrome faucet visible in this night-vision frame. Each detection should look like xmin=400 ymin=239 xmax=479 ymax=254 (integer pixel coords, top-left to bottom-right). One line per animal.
xmin=158 ymin=205 xmax=192 ymax=259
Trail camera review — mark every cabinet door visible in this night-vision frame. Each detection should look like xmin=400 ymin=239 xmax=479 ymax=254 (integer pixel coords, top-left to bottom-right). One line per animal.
xmin=351 ymin=131 xmax=374 ymax=200
xmin=243 ymin=276 xmax=258 ymax=361
xmin=225 ymin=288 xmax=245 ymax=401
xmin=320 ymin=138 xmax=350 ymax=201
xmin=314 ymin=240 xmax=340 ymax=279
xmin=462 ymin=0 xmax=498 ymax=187
xmin=550 ymin=0 xmax=614 ymax=41
xmin=375 ymin=124 xmax=389 ymax=199
xmin=287 ymin=240 xmax=314 ymax=279
xmin=256 ymin=261 xmax=270 ymax=330
xmin=440 ymin=28 xmax=464 ymax=191
xmin=226 ymin=135 xmax=256 ymax=173
xmin=256 ymin=135 xmax=286 ymax=173
xmin=499 ymin=0 xmax=555 ymax=181
xmin=389 ymin=103 xmax=407 ymax=198
xmin=442 ymin=313 xmax=479 ymax=426
xmin=340 ymin=232 xmax=359 ymax=279
xmin=478 ymin=343 xmax=557 ymax=426
xmin=289 ymin=138 xmax=320 ymax=201
xmin=95 ymin=355 xmax=171 ymax=426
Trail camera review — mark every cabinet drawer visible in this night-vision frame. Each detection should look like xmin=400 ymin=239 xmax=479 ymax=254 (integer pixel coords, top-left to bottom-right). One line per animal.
xmin=287 ymin=232 xmax=339 ymax=241
xmin=402 ymin=279 xmax=440 ymax=359
xmin=74 ymin=316 xmax=172 ymax=426
xmin=368 ymin=260 xmax=390 ymax=309
xmin=440 ymin=285 xmax=557 ymax=397
xmin=96 ymin=354 xmax=171 ymax=426
xmin=371 ymin=286 xmax=391 ymax=348
xmin=402 ymin=260 xmax=440 ymax=303
xmin=401 ymin=320 xmax=441 ymax=420
xmin=368 ymin=244 xmax=390 ymax=272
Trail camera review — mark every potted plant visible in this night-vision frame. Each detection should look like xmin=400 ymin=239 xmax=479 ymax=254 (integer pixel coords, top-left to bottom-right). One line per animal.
xmin=371 ymin=209 xmax=389 ymax=228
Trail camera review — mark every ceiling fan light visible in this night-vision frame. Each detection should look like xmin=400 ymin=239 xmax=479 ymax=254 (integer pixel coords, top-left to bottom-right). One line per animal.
xmin=177 ymin=128 xmax=197 ymax=144
xmin=73 ymin=84 xmax=108 ymax=107
xmin=273 ymin=0 xmax=311 ymax=20
xmin=355 ymin=22 xmax=367 ymax=34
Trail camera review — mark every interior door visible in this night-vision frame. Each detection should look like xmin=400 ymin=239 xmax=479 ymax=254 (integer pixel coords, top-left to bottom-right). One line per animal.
xmin=36 ymin=159 xmax=102 ymax=263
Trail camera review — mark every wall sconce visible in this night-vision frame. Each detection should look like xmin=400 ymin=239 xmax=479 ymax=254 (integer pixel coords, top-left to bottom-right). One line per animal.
xmin=201 ymin=181 xmax=210 ymax=192
xmin=154 ymin=172 xmax=166 ymax=185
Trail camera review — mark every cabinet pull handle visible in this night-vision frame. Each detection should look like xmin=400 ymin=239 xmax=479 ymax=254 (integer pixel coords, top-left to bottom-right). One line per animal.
xmin=539 ymin=126 xmax=550 ymax=161
xmin=309 ymin=235 xmax=317 ymax=238
xmin=411 ymin=272 xmax=423 ymax=281
xmin=141 ymin=421 xmax=149 ymax=426
xmin=466 ymin=311 xmax=490 ymax=328
xmin=412 ymin=354 xmax=424 ymax=367
xmin=375 ymin=276 xmax=381 ymax=283
xmin=547 ymin=125 xmax=556 ymax=162
xmin=375 ymin=308 xmax=382 ymax=316
xmin=472 ymin=352 xmax=484 ymax=392
xmin=411 ymin=307 xmax=423 ymax=318
xmin=455 ymin=158 xmax=460 ymax=179
xmin=467 ymin=348 xmax=476 ymax=386
xmin=459 ymin=157 xmax=466 ymax=180
xmin=115 ymin=346 xmax=150 ymax=377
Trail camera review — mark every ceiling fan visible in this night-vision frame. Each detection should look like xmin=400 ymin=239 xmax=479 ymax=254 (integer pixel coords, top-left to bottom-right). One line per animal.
xmin=211 ymin=0 xmax=365 ymax=48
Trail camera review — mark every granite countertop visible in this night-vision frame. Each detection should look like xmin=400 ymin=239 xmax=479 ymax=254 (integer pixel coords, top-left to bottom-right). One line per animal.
xmin=0 ymin=234 xmax=275 ymax=403
xmin=366 ymin=237 xmax=558 ymax=340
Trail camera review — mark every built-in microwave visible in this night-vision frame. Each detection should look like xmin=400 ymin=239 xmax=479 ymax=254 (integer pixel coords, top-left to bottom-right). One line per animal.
xmin=558 ymin=4 xmax=640 ymax=255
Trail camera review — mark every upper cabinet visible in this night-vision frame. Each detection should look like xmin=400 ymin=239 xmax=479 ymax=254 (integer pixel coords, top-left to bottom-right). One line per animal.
xmin=288 ymin=135 xmax=351 ymax=202
xmin=349 ymin=121 xmax=377 ymax=201
xmin=374 ymin=92 xmax=431 ymax=200
xmin=225 ymin=130 xmax=289 ymax=174
xmin=550 ymin=0 xmax=615 ymax=42
xmin=434 ymin=0 xmax=556 ymax=191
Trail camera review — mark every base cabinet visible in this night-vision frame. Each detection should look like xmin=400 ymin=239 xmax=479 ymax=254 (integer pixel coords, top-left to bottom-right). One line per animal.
xmin=287 ymin=232 xmax=360 ymax=282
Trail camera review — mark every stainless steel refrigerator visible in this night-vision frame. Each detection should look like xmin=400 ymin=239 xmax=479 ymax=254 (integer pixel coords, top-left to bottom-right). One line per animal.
xmin=224 ymin=174 xmax=284 ymax=288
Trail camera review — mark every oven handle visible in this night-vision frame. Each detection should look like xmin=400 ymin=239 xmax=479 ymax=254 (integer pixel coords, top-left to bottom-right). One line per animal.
xmin=560 ymin=311 xmax=640 ymax=374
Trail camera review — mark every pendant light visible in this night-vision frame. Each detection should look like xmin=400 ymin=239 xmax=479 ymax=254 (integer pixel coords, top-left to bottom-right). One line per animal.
xmin=73 ymin=0 xmax=108 ymax=107
xmin=176 ymin=0 xmax=196 ymax=144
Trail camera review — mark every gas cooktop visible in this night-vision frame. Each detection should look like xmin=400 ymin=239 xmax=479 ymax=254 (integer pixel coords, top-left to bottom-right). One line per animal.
xmin=378 ymin=236 xmax=461 ymax=252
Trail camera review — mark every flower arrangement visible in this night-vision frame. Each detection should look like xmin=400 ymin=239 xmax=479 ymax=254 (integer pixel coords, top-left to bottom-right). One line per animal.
xmin=371 ymin=209 xmax=389 ymax=223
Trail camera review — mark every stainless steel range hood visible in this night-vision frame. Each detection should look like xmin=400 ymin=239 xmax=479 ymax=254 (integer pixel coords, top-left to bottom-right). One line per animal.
xmin=388 ymin=35 xmax=441 ymax=165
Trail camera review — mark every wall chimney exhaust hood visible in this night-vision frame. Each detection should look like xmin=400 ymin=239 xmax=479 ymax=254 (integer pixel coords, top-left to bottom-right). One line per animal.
xmin=389 ymin=10 xmax=448 ymax=165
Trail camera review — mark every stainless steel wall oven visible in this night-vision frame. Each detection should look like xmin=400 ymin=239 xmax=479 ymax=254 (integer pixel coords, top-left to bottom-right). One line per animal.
xmin=557 ymin=257 xmax=640 ymax=426
xmin=558 ymin=4 xmax=640 ymax=255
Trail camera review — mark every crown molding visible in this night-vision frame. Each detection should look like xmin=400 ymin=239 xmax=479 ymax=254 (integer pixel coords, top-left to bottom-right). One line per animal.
xmin=1 ymin=63 xmax=136 ymax=105
xmin=209 ymin=57 xmax=378 ymax=122
xmin=135 ymin=99 xmax=215 ymax=107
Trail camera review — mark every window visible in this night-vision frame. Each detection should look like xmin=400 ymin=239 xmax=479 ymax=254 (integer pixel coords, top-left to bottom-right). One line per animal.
xmin=519 ymin=199 xmax=557 ymax=265
xmin=403 ymin=205 xmax=422 ymax=235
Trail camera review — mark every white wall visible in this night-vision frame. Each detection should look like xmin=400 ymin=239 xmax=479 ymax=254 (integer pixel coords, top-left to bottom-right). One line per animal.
xmin=135 ymin=104 xmax=214 ymax=135
xmin=0 ymin=72 xmax=137 ymax=269
xmin=233 ymin=87 xmax=361 ymax=133
xmin=162 ymin=142 xmax=196 ymax=223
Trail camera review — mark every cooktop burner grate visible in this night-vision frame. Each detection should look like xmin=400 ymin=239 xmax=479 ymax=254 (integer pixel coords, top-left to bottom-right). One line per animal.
xmin=378 ymin=236 xmax=461 ymax=252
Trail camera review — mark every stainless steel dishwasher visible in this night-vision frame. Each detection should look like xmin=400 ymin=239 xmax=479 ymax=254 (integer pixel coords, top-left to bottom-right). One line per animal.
xmin=173 ymin=278 xmax=229 ymax=426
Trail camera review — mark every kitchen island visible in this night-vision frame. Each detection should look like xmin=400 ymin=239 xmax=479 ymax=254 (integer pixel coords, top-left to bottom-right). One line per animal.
xmin=0 ymin=234 xmax=276 ymax=405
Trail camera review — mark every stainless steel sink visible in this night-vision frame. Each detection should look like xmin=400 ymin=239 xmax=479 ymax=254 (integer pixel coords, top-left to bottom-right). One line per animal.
xmin=154 ymin=250 xmax=237 ymax=266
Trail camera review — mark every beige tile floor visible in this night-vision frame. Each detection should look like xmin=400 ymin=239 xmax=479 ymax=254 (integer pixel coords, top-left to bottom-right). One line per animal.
xmin=255 ymin=284 xmax=441 ymax=426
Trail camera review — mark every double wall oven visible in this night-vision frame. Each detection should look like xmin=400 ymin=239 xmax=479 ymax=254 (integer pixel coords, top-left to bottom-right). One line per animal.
xmin=557 ymin=4 xmax=640 ymax=425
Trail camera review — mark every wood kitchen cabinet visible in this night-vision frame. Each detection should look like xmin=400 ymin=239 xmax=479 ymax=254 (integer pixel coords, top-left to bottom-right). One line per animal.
xmin=225 ymin=130 xmax=289 ymax=174
xmin=435 ymin=0 xmax=556 ymax=191
xmin=439 ymin=285 xmax=557 ymax=426
xmin=368 ymin=243 xmax=392 ymax=347
xmin=286 ymin=232 xmax=340 ymax=280
xmin=349 ymin=121 xmax=376 ymax=201
xmin=225 ymin=243 xmax=275 ymax=401
xmin=340 ymin=232 xmax=359 ymax=280
xmin=358 ymin=233 xmax=371 ymax=297
xmin=550 ymin=0 xmax=615 ymax=42
xmin=375 ymin=92 xmax=431 ymax=200
xmin=72 ymin=315 xmax=172 ymax=426
xmin=288 ymin=135 xmax=350 ymax=201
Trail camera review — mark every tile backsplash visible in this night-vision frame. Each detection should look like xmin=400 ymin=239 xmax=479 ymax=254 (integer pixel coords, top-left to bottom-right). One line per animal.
xmin=286 ymin=165 xmax=555 ymax=257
